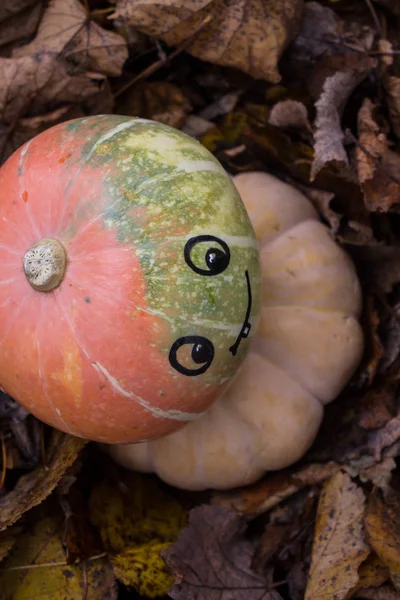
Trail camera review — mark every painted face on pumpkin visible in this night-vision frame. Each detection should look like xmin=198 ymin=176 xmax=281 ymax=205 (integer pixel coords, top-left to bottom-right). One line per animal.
xmin=169 ymin=234 xmax=253 ymax=376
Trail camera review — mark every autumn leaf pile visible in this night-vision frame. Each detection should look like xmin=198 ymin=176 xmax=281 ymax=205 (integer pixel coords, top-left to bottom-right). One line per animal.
xmin=2 ymin=0 xmax=400 ymax=599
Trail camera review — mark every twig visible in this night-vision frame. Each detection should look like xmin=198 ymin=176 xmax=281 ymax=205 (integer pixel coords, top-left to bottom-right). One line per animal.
xmin=40 ymin=422 xmax=48 ymax=470
xmin=0 ymin=552 xmax=107 ymax=572
xmin=363 ymin=0 xmax=384 ymax=38
xmin=114 ymin=14 xmax=213 ymax=99
xmin=0 ymin=432 xmax=6 ymax=489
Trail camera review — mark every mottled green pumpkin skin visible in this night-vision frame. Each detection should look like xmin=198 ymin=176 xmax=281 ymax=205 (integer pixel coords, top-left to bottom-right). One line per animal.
xmin=0 ymin=115 xmax=261 ymax=443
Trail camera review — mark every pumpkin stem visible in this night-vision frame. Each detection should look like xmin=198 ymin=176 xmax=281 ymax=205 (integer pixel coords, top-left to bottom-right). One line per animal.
xmin=23 ymin=238 xmax=67 ymax=292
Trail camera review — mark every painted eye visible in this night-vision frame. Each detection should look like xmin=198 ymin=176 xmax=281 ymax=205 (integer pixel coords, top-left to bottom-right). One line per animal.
xmin=184 ymin=235 xmax=230 ymax=276
xmin=169 ymin=335 xmax=215 ymax=376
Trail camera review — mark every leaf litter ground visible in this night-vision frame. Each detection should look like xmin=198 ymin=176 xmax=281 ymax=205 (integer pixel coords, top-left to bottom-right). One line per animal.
xmin=2 ymin=0 xmax=400 ymax=599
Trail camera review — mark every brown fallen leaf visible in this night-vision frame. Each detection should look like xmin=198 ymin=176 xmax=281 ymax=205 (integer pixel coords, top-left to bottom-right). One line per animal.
xmin=268 ymin=99 xmax=311 ymax=131
xmin=0 ymin=0 xmax=40 ymax=24
xmin=0 ymin=430 xmax=86 ymax=532
xmin=385 ymin=75 xmax=400 ymax=139
xmin=14 ymin=0 xmax=128 ymax=77
xmin=117 ymin=81 xmax=191 ymax=128
xmin=0 ymin=2 xmax=42 ymax=49
xmin=0 ymin=527 xmax=21 ymax=564
xmin=352 ymin=552 xmax=390 ymax=595
xmin=354 ymin=584 xmax=400 ymax=600
xmin=300 ymin=186 xmax=340 ymax=235
xmin=0 ymin=54 xmax=113 ymax=162
xmin=356 ymin=98 xmax=400 ymax=212
xmin=365 ymin=490 xmax=400 ymax=591
xmin=0 ymin=499 xmax=117 ymax=600
xmin=290 ymin=1 xmax=375 ymax=67
xmin=112 ymin=0 xmax=303 ymax=83
xmin=213 ymin=461 xmax=340 ymax=517
xmin=304 ymin=471 xmax=370 ymax=600
xmin=162 ymin=504 xmax=283 ymax=600
xmin=311 ymin=55 xmax=375 ymax=180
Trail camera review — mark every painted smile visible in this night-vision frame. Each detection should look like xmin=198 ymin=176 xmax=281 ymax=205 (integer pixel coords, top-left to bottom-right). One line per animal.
xmin=229 ymin=270 xmax=252 ymax=356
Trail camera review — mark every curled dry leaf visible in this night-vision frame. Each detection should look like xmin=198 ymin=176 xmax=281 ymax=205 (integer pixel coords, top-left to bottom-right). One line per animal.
xmin=365 ymin=490 xmax=400 ymax=591
xmin=0 ymin=430 xmax=86 ymax=532
xmin=89 ymin=471 xmax=187 ymax=598
xmin=112 ymin=0 xmax=303 ymax=83
xmin=311 ymin=55 xmax=375 ymax=180
xmin=356 ymin=98 xmax=400 ymax=212
xmin=304 ymin=471 xmax=370 ymax=600
xmin=162 ymin=504 xmax=282 ymax=600
xmin=13 ymin=0 xmax=128 ymax=77
xmin=0 ymin=500 xmax=117 ymax=600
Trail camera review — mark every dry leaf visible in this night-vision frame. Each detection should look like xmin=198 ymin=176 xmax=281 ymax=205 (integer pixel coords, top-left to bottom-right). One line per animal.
xmin=213 ymin=461 xmax=340 ymax=517
xmin=0 ymin=2 xmax=42 ymax=49
xmin=365 ymin=490 xmax=400 ymax=591
xmin=356 ymin=98 xmax=400 ymax=212
xmin=112 ymin=0 xmax=303 ymax=83
xmin=0 ymin=430 xmax=86 ymax=532
xmin=311 ymin=55 xmax=375 ymax=180
xmin=300 ymin=186 xmax=340 ymax=234
xmin=14 ymin=0 xmax=128 ymax=77
xmin=305 ymin=471 xmax=370 ymax=600
xmin=292 ymin=2 xmax=374 ymax=66
xmin=355 ymin=585 xmax=400 ymax=600
xmin=386 ymin=76 xmax=400 ymax=139
xmin=0 ymin=527 xmax=21 ymax=564
xmin=355 ymin=553 xmax=390 ymax=592
xmin=117 ymin=81 xmax=191 ymax=128
xmin=0 ymin=0 xmax=40 ymax=23
xmin=162 ymin=504 xmax=282 ymax=600
xmin=181 ymin=115 xmax=214 ymax=137
xmin=0 ymin=54 xmax=113 ymax=162
xmin=0 ymin=500 xmax=116 ymax=600
xmin=268 ymin=99 xmax=311 ymax=130
xmin=89 ymin=471 xmax=188 ymax=597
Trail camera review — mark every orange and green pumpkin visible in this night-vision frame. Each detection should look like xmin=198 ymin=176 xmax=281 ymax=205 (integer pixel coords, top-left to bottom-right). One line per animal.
xmin=0 ymin=115 xmax=261 ymax=443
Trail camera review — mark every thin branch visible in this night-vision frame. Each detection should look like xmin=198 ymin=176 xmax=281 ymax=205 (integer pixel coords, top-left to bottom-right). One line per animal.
xmin=363 ymin=0 xmax=384 ymax=38
xmin=114 ymin=14 xmax=213 ymax=99
xmin=0 ymin=431 xmax=6 ymax=489
xmin=0 ymin=552 xmax=107 ymax=573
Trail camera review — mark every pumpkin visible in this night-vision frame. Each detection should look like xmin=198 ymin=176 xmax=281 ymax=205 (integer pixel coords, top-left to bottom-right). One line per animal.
xmin=107 ymin=172 xmax=364 ymax=490
xmin=0 ymin=116 xmax=261 ymax=443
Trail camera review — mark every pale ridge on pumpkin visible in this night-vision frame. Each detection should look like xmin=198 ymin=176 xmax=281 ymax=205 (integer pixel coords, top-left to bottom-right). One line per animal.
xmin=93 ymin=358 xmax=207 ymax=422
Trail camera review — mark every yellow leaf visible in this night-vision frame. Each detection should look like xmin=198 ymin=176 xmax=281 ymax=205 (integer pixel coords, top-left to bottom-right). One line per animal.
xmin=0 ymin=501 xmax=116 ymax=600
xmin=365 ymin=490 xmax=400 ymax=591
xmin=89 ymin=471 xmax=188 ymax=596
xmin=113 ymin=542 xmax=173 ymax=598
xmin=305 ymin=471 xmax=370 ymax=600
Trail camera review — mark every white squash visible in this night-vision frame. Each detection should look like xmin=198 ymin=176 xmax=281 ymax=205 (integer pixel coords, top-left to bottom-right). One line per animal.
xmin=107 ymin=172 xmax=364 ymax=490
